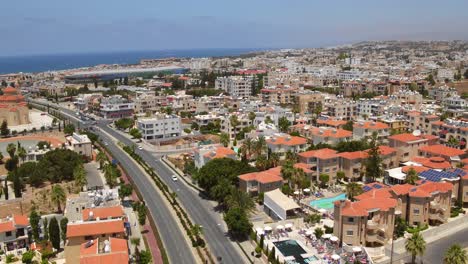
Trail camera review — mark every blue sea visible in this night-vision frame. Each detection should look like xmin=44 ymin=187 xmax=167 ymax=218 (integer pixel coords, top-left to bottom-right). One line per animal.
xmin=0 ymin=48 xmax=262 ymax=74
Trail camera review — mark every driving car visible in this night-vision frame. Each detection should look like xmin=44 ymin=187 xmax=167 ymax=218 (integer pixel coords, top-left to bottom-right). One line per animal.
xmin=172 ymin=175 xmax=178 ymax=181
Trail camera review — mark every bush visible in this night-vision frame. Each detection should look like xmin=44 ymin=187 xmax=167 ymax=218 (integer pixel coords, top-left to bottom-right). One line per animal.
xmin=314 ymin=227 xmax=324 ymax=239
xmin=324 ymin=225 xmax=333 ymax=234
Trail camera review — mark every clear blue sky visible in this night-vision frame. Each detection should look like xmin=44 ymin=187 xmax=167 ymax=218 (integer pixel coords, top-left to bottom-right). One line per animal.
xmin=2 ymin=0 xmax=468 ymax=56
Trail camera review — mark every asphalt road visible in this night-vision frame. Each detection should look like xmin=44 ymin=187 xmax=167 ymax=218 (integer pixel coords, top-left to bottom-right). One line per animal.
xmin=45 ymin=104 xmax=196 ymax=264
xmin=98 ymin=123 xmax=245 ymax=264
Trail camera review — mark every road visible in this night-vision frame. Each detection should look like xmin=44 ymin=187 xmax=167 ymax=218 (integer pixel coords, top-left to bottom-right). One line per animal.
xmin=38 ymin=102 xmax=196 ymax=264
xmin=35 ymin=100 xmax=245 ymax=264
xmin=98 ymin=123 xmax=245 ymax=264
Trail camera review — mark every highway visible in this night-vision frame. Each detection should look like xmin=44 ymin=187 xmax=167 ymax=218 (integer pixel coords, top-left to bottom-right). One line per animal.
xmin=38 ymin=102 xmax=197 ymax=264
xmin=34 ymin=100 xmax=245 ymax=264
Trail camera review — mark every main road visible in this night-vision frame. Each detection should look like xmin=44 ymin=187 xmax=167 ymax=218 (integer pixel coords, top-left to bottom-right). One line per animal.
xmin=30 ymin=100 xmax=196 ymax=264
xmin=33 ymin=100 xmax=245 ymax=264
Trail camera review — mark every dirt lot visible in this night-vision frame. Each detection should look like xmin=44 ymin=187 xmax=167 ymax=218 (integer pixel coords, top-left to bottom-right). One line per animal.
xmin=450 ymin=80 xmax=468 ymax=95
xmin=0 ymin=181 xmax=78 ymax=218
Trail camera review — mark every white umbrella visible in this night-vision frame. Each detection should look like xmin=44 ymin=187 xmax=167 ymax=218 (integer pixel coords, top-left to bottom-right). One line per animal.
xmin=264 ymin=226 xmax=272 ymax=232
xmin=330 ymin=236 xmax=338 ymax=242
xmin=331 ymin=254 xmax=340 ymax=261
xmin=305 ymin=230 xmax=313 ymax=236
xmin=318 ymin=208 xmax=327 ymax=214
xmin=322 ymin=234 xmax=332 ymax=239
xmin=303 ymin=188 xmax=311 ymax=192
xmin=352 ymin=246 xmax=362 ymax=253
xmin=255 ymin=227 xmax=264 ymax=234
xmin=285 ymin=223 xmax=293 ymax=229
xmin=276 ymin=225 xmax=284 ymax=230
xmin=294 ymin=190 xmax=300 ymax=195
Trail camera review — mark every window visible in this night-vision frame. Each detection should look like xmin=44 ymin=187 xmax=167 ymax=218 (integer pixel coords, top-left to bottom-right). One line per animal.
xmin=413 ymin=208 xmax=420 ymax=215
xmin=346 ymin=230 xmax=353 ymax=236
xmin=348 ymin=217 xmax=354 ymax=223
xmin=5 ymin=231 xmax=12 ymax=237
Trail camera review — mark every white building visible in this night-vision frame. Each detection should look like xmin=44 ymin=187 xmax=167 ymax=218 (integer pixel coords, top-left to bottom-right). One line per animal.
xmin=66 ymin=132 xmax=93 ymax=159
xmin=136 ymin=114 xmax=181 ymax=140
xmin=215 ymin=76 xmax=253 ymax=98
xmin=99 ymin=95 xmax=134 ymax=119
xmin=443 ymin=95 xmax=467 ymax=110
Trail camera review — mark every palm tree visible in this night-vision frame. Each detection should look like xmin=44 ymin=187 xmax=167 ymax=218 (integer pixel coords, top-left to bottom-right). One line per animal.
xmin=6 ymin=143 xmax=16 ymax=158
xmin=346 ymin=182 xmax=363 ymax=201
xmin=73 ymin=164 xmax=87 ymax=191
xmin=255 ymin=155 xmax=268 ymax=171
xmin=281 ymin=161 xmax=295 ymax=187
xmin=190 ymin=224 xmax=203 ymax=238
xmin=51 ymin=185 xmax=66 ymax=213
xmin=405 ymin=167 xmax=419 ymax=185
xmin=255 ymin=136 xmax=267 ymax=157
xmin=226 ymin=188 xmax=255 ymax=212
xmin=219 ymin=133 xmax=230 ymax=147
xmin=229 ymin=115 xmax=239 ymax=139
xmin=444 ymin=244 xmax=467 ymax=264
xmin=96 ymin=151 xmax=107 ymax=169
xmin=269 ymin=152 xmax=280 ymax=167
xmin=17 ymin=146 xmax=26 ymax=164
xmin=104 ymin=164 xmax=118 ymax=188
xmin=405 ymin=232 xmax=426 ymax=264
xmin=243 ymin=138 xmax=253 ymax=160
xmin=285 ymin=151 xmax=297 ymax=163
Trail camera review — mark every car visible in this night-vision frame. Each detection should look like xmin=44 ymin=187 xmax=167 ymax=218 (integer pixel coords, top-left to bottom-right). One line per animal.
xmin=172 ymin=175 xmax=178 ymax=181
xmin=104 ymin=142 xmax=109 ymax=146
xmin=138 ymin=145 xmax=143 ymax=150
xmin=76 ymin=112 xmax=80 ymax=116
xmin=40 ymin=112 xmax=46 ymax=116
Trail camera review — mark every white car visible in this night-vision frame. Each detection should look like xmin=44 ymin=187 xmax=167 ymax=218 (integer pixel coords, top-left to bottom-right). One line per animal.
xmin=138 ymin=145 xmax=143 ymax=150
xmin=172 ymin=175 xmax=178 ymax=181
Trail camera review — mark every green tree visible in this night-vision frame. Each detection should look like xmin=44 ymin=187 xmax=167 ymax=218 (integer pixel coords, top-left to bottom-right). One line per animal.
xmin=248 ymin=112 xmax=256 ymax=122
xmin=5 ymin=157 xmax=18 ymax=172
xmin=139 ymin=250 xmax=152 ymax=264
xmin=405 ymin=167 xmax=419 ymax=185
xmin=104 ymin=164 xmax=119 ymax=188
xmin=129 ymin=128 xmax=142 ymax=140
xmin=37 ymin=141 xmax=51 ymax=150
xmin=314 ymin=227 xmax=324 ymax=239
xmin=51 ymin=185 xmax=66 ymax=213
xmin=405 ymin=232 xmax=426 ymax=264
xmin=40 ymin=149 xmax=83 ymax=182
xmin=230 ymin=115 xmax=240 ymax=139
xmin=118 ymin=183 xmax=133 ymax=201
xmin=11 ymin=171 xmax=23 ymax=197
xmin=0 ymin=120 xmax=9 ymax=137
xmin=394 ymin=217 xmax=407 ymax=238
xmin=346 ymin=182 xmax=363 ymax=201
xmin=17 ymin=146 xmax=26 ymax=163
xmin=426 ymin=74 xmax=436 ymax=86
xmin=364 ymin=132 xmax=382 ymax=182
xmin=60 ymin=217 xmax=68 ymax=245
xmin=29 ymin=209 xmax=41 ymax=241
xmin=43 ymin=217 xmax=49 ymax=240
xmin=6 ymin=143 xmax=16 ymax=158
xmin=73 ymin=164 xmax=87 ymax=191
xmin=224 ymin=207 xmax=252 ymax=239
xmin=444 ymin=244 xmax=468 ymax=264
xmin=63 ymin=124 xmax=75 ymax=135
xmin=114 ymin=118 xmax=134 ymax=130
xmin=0 ymin=151 xmax=3 ymax=164
xmin=337 ymin=171 xmax=345 ymax=181
xmin=319 ymin=173 xmax=330 ymax=188
xmin=226 ymin=188 xmax=255 ymax=212
xmin=96 ymin=151 xmax=107 ymax=169
xmin=21 ymin=251 xmax=34 ymax=264
xmin=278 ymin=117 xmax=291 ymax=133
xmin=220 ymin=132 xmax=230 ymax=147
xmin=48 ymin=217 xmax=61 ymax=251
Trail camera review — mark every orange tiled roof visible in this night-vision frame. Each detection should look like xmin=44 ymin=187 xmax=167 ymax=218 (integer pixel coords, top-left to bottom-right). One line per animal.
xmin=388 ymin=133 xmax=428 ymax=143
xmin=339 ymin=151 xmax=368 ymax=160
xmin=80 ymin=238 xmax=129 ymax=264
xmin=0 ymin=221 xmax=15 ymax=233
xmin=238 ymin=167 xmax=283 ymax=184
xmin=309 ymin=127 xmax=352 ymax=138
xmin=67 ymin=220 xmax=125 ymax=238
xmin=267 ymin=136 xmax=307 ymax=146
xmin=13 ymin=215 xmax=29 ymax=226
xmin=294 ymin=163 xmax=314 ymax=174
xmin=298 ymin=148 xmax=338 ymax=159
xmin=353 ymin=121 xmax=389 ymax=130
xmin=316 ymin=119 xmax=347 ymax=127
xmin=421 ymin=157 xmax=451 ymax=169
xmin=82 ymin=206 xmax=124 ymax=221
xmin=204 ymin=147 xmax=236 ymax=159
xmin=376 ymin=145 xmax=396 ymax=156
xmin=338 ymin=197 xmax=397 ymax=217
xmin=391 ymin=184 xmax=414 ymax=195
xmin=401 ymin=165 xmax=430 ymax=174
xmin=419 ymin=144 xmax=465 ymax=157
xmin=354 ymin=188 xmax=393 ymax=201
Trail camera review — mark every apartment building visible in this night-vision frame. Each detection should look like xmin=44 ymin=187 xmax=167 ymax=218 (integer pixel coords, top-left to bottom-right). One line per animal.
xmin=78 ymin=237 xmax=129 ymax=264
xmin=443 ymin=95 xmax=467 ymax=110
xmin=166 ymin=92 xmax=194 ymax=112
xmin=429 ymin=85 xmax=458 ymax=102
xmin=294 ymin=92 xmax=324 ymax=115
xmin=298 ymin=148 xmax=339 ymax=183
xmin=215 ymin=76 xmax=253 ymax=98
xmin=99 ymin=95 xmax=135 ymax=119
xmin=353 ymin=121 xmax=389 ymax=141
xmin=0 ymin=215 xmax=29 ymax=254
xmin=194 ymin=113 xmax=221 ymax=127
xmin=388 ymin=133 xmax=439 ymax=163
xmin=405 ymin=111 xmax=440 ymax=135
xmin=261 ymin=86 xmax=298 ymax=105
xmin=253 ymin=106 xmax=294 ymax=127
xmin=418 ymin=144 xmax=465 ymax=162
xmin=430 ymin=119 xmax=468 ymax=149
xmin=194 ymin=96 xmax=223 ymax=113
xmin=316 ymin=119 xmax=347 ymax=129
xmin=133 ymin=91 xmax=168 ymax=114
xmin=266 ymin=135 xmax=308 ymax=158
xmin=265 ymin=72 xmax=322 ymax=88
xmin=65 ymin=132 xmax=93 ymax=159
xmin=238 ymin=168 xmax=284 ymax=195
xmin=338 ymin=151 xmax=368 ymax=181
xmin=334 ymin=180 xmax=452 ymax=247
xmin=325 ymin=98 xmax=357 ymax=121
xmin=356 ymin=98 xmax=387 ymax=118
xmin=136 ymin=114 xmax=182 ymax=140
xmin=340 ymin=80 xmax=387 ymax=97
xmin=289 ymin=125 xmax=352 ymax=146
xmin=220 ymin=114 xmax=252 ymax=139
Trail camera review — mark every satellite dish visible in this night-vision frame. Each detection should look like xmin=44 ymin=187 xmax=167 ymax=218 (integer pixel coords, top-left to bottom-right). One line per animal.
xmin=412 ymin=130 xmax=421 ymax=137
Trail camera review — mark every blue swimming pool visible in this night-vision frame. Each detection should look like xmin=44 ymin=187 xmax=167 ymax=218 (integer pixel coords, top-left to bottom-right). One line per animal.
xmin=309 ymin=193 xmax=346 ymax=209
xmin=273 ymin=240 xmax=319 ymax=264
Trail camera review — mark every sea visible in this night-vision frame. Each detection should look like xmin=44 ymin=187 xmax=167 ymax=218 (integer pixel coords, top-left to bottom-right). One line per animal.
xmin=0 ymin=48 xmax=262 ymax=74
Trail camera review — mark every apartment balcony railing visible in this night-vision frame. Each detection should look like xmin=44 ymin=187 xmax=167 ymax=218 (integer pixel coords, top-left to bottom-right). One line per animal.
xmin=366 ymin=233 xmax=386 ymax=244
xmin=367 ymin=220 xmax=380 ymax=230
xmin=429 ymin=212 xmax=446 ymax=223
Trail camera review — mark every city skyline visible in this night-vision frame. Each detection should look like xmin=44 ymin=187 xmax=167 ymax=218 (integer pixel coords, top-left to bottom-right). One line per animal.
xmin=2 ymin=0 xmax=468 ymax=56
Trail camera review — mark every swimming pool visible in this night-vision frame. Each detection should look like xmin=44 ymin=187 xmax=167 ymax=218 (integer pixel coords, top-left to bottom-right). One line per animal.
xmin=273 ymin=240 xmax=319 ymax=264
xmin=309 ymin=193 xmax=346 ymax=209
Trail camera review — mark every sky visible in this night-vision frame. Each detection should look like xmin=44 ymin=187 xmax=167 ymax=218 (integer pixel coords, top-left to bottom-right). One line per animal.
xmin=2 ymin=0 xmax=468 ymax=56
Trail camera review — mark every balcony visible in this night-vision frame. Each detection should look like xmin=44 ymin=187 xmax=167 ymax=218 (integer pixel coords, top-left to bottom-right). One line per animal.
xmin=367 ymin=220 xmax=380 ymax=230
xmin=367 ymin=233 xmax=386 ymax=244
xmin=429 ymin=212 xmax=446 ymax=223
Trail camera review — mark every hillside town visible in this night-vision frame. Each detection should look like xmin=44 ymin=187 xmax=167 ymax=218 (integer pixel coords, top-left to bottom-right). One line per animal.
xmin=1 ymin=40 xmax=468 ymax=263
